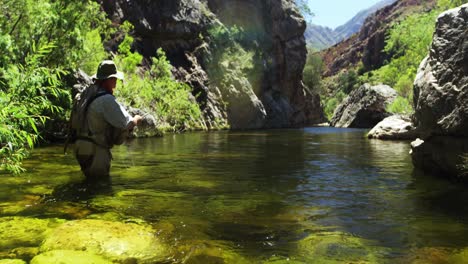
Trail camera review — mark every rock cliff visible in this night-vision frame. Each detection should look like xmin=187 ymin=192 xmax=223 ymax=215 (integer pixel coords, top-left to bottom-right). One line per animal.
xmin=99 ymin=0 xmax=325 ymax=129
xmin=411 ymin=4 xmax=468 ymax=177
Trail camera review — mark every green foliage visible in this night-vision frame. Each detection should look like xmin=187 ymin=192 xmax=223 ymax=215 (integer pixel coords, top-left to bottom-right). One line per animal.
xmin=79 ymin=29 xmax=108 ymax=76
xmin=303 ymin=50 xmax=324 ymax=93
xmin=206 ymin=25 xmax=256 ymax=95
xmin=0 ymin=44 xmax=67 ymax=174
xmin=361 ymin=9 xmax=438 ymax=114
xmin=437 ymin=0 xmax=465 ymax=10
xmin=323 ymin=90 xmax=346 ymax=120
xmin=338 ymin=69 xmax=360 ymax=94
xmin=116 ymin=21 xmax=143 ymax=73
xmin=0 ymin=0 xmax=107 ymax=174
xmin=386 ymin=96 xmax=412 ymax=114
xmin=116 ymin=48 xmax=204 ymax=132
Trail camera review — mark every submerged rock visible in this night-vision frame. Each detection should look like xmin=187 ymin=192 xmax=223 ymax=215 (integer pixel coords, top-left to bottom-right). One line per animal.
xmin=0 ymin=217 xmax=65 ymax=250
xmin=368 ymin=115 xmax=418 ymax=140
xmin=0 ymin=260 xmax=26 ymax=264
xmin=30 ymin=250 xmax=111 ymax=264
xmin=330 ymin=84 xmax=397 ymax=128
xmin=297 ymin=231 xmax=383 ymax=263
xmin=39 ymin=219 xmax=168 ymax=263
xmin=411 ymin=4 xmax=468 ymax=178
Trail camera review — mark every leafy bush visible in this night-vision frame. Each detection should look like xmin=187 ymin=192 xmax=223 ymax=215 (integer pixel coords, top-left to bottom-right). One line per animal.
xmin=303 ymin=50 xmax=324 ymax=93
xmin=0 ymin=0 xmax=107 ymax=174
xmin=0 ymin=44 xmax=67 ymax=174
xmin=437 ymin=0 xmax=465 ymax=10
xmin=115 ymin=45 xmax=204 ymax=132
xmin=361 ymin=9 xmax=438 ymax=114
xmin=386 ymin=96 xmax=412 ymax=114
xmin=323 ymin=90 xmax=346 ymax=120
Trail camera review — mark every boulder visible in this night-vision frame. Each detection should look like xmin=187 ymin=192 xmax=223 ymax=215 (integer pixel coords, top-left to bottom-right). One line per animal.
xmin=39 ymin=219 xmax=168 ymax=263
xmin=297 ymin=231 xmax=384 ymax=262
xmin=411 ymin=136 xmax=468 ymax=177
xmin=330 ymin=84 xmax=397 ymax=128
xmin=0 ymin=217 xmax=65 ymax=249
xmin=367 ymin=115 xmax=418 ymax=140
xmin=411 ymin=4 xmax=468 ymax=177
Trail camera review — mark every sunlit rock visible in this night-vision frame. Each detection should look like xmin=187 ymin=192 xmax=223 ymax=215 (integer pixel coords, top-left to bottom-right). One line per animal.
xmin=411 ymin=4 xmax=468 ymax=178
xmin=30 ymin=250 xmax=111 ymax=264
xmin=367 ymin=115 xmax=418 ymax=140
xmin=39 ymin=219 xmax=168 ymax=263
xmin=0 ymin=217 xmax=65 ymax=249
xmin=330 ymin=84 xmax=397 ymax=128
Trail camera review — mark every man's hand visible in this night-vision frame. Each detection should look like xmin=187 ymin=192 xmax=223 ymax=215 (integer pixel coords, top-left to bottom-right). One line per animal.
xmin=133 ymin=115 xmax=143 ymax=126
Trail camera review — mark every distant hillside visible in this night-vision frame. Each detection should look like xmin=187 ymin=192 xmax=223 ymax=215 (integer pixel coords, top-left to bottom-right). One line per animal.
xmin=320 ymin=0 xmax=437 ymax=77
xmin=304 ymin=24 xmax=336 ymax=50
xmin=305 ymin=0 xmax=396 ymax=50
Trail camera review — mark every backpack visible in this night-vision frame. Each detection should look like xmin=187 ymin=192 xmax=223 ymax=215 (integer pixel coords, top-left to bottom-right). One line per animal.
xmin=64 ymin=83 xmax=109 ymax=154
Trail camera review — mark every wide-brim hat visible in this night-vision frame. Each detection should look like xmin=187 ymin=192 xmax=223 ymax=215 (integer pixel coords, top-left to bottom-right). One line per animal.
xmin=92 ymin=60 xmax=124 ymax=80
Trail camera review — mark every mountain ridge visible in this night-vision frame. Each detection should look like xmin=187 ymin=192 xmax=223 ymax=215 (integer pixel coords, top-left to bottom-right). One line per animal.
xmin=305 ymin=0 xmax=396 ymax=50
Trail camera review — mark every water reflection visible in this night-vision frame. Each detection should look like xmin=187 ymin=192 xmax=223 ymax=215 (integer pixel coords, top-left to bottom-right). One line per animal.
xmin=1 ymin=128 xmax=468 ymax=262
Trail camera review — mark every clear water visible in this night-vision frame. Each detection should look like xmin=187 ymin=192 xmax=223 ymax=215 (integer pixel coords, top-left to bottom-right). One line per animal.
xmin=2 ymin=127 xmax=468 ymax=263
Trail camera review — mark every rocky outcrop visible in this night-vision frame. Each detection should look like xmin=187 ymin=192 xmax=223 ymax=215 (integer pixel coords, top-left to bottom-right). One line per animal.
xmin=99 ymin=0 xmax=325 ymax=129
xmin=367 ymin=115 xmax=418 ymax=140
xmin=330 ymin=84 xmax=397 ymax=128
xmin=411 ymin=4 xmax=468 ymax=177
xmin=321 ymin=0 xmax=437 ymax=77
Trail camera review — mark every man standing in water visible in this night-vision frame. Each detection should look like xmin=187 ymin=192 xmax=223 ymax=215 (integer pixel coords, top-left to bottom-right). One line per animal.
xmin=74 ymin=60 xmax=142 ymax=179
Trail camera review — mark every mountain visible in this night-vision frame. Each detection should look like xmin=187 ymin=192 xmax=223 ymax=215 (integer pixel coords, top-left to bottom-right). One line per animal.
xmin=320 ymin=0 xmax=437 ymax=77
xmin=305 ymin=0 xmax=396 ymax=50
xmin=334 ymin=0 xmax=397 ymax=42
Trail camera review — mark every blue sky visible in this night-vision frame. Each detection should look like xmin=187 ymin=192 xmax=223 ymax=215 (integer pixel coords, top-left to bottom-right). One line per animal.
xmin=306 ymin=0 xmax=383 ymax=29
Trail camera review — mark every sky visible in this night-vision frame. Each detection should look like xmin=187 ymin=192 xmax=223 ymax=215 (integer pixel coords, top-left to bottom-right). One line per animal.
xmin=306 ymin=0 xmax=383 ymax=29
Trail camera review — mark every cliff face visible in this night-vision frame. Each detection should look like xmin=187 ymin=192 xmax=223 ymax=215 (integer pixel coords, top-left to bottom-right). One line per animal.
xmin=320 ymin=0 xmax=436 ymax=77
xmin=99 ymin=0 xmax=325 ymax=129
xmin=411 ymin=4 xmax=468 ymax=177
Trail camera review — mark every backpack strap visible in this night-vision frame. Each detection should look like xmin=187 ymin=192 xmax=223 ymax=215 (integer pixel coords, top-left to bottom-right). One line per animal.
xmin=64 ymin=90 xmax=111 ymax=154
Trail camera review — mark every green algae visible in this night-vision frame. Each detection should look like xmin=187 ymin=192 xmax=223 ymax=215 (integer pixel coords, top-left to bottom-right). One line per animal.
xmin=0 ymin=260 xmax=26 ymax=264
xmin=297 ymin=231 xmax=384 ymax=263
xmin=175 ymin=240 xmax=251 ymax=264
xmin=448 ymin=248 xmax=468 ymax=264
xmin=39 ymin=219 xmax=169 ymax=263
xmin=30 ymin=250 xmax=111 ymax=264
xmin=0 ymin=217 xmax=65 ymax=250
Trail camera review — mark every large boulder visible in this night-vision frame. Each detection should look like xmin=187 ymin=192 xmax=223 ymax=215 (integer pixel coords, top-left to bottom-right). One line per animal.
xmin=0 ymin=217 xmax=65 ymax=250
xmin=368 ymin=115 xmax=418 ymax=140
xmin=330 ymin=84 xmax=397 ymax=128
xmin=411 ymin=4 xmax=468 ymax=177
xmin=39 ymin=219 xmax=168 ymax=263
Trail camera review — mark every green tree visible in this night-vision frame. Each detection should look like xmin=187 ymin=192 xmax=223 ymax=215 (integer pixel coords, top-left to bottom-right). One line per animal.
xmin=303 ymin=50 xmax=324 ymax=93
xmin=0 ymin=0 xmax=107 ymax=173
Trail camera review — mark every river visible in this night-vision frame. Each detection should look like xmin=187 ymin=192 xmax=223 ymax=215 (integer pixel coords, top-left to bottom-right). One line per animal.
xmin=2 ymin=127 xmax=468 ymax=263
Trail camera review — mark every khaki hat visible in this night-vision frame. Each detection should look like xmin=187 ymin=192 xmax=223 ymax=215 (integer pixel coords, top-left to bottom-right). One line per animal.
xmin=92 ymin=60 xmax=124 ymax=80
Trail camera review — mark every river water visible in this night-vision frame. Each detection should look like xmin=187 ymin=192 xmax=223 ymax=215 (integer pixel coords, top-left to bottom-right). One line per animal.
xmin=2 ymin=127 xmax=468 ymax=263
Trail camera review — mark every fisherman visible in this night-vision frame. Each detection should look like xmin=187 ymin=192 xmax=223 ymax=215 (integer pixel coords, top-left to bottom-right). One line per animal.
xmin=74 ymin=60 xmax=142 ymax=179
